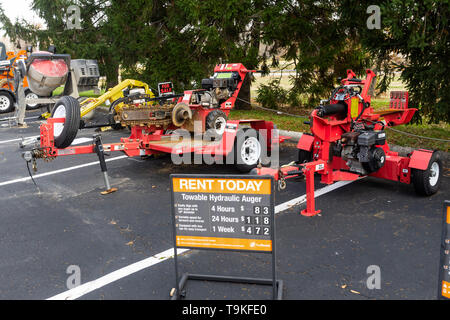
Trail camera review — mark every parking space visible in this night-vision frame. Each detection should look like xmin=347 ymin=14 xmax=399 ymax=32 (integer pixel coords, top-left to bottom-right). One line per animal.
xmin=0 ymin=112 xmax=448 ymax=300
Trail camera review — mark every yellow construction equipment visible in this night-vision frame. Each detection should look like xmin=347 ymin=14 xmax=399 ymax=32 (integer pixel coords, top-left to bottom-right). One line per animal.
xmin=40 ymin=79 xmax=155 ymax=119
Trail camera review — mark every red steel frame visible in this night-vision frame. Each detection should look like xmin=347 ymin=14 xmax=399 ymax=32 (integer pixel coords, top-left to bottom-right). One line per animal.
xmin=256 ymin=69 xmax=434 ymax=216
xmin=39 ymin=117 xmax=284 ymax=159
xmin=36 ymin=63 xmax=287 ymax=160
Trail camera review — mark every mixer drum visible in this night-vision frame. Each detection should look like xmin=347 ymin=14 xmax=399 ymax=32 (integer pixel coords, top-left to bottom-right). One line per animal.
xmin=27 ymin=54 xmax=69 ymax=97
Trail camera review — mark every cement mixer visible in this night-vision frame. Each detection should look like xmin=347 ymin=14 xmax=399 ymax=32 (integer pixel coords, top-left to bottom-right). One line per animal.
xmin=25 ymin=52 xmax=70 ymax=97
xmin=21 ymin=52 xmax=100 ymax=108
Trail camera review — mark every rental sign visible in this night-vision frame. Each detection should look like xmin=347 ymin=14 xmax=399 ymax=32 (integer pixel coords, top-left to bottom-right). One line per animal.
xmin=170 ymin=175 xmax=274 ymax=252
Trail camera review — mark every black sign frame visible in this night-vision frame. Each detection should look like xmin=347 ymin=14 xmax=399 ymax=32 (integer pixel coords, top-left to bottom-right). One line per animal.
xmin=158 ymin=81 xmax=174 ymax=96
xmin=170 ymin=174 xmax=283 ymax=300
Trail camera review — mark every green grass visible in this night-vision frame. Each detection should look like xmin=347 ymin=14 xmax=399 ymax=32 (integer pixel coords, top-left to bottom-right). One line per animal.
xmin=51 ymin=86 xmax=105 ymax=98
xmin=229 ymin=109 xmax=310 ymax=132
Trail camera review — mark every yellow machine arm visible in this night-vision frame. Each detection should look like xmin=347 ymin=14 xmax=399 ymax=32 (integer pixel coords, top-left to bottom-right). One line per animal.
xmin=41 ymin=79 xmax=154 ymax=118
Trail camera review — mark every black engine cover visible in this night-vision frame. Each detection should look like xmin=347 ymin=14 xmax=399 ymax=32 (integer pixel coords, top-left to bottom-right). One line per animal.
xmin=357 ymin=130 xmax=386 ymax=146
xmin=359 ymin=146 xmax=386 ymax=173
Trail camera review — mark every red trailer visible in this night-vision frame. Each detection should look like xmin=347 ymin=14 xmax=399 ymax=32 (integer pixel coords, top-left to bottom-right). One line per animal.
xmin=23 ymin=63 xmax=287 ymax=193
xmin=254 ymin=69 xmax=443 ymax=216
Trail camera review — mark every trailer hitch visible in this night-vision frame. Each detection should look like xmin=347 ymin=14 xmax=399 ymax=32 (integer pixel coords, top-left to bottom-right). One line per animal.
xmin=22 ymin=150 xmax=37 ymax=172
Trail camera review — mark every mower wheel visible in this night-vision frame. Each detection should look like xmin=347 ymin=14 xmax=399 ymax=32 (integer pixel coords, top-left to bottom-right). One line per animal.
xmin=412 ymin=151 xmax=442 ymax=196
xmin=25 ymin=89 xmax=41 ymax=110
xmin=108 ymin=111 xmax=123 ymax=130
xmin=233 ymin=128 xmax=266 ymax=173
xmin=297 ymin=149 xmax=313 ymax=164
xmin=51 ymin=96 xmax=81 ymax=149
xmin=0 ymin=91 xmax=14 ymax=113
xmin=205 ymin=109 xmax=227 ymax=139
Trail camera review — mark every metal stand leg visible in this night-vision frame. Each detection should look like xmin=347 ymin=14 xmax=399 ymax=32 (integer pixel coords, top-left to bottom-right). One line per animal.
xmin=301 ymin=167 xmax=321 ymax=216
xmin=93 ymin=134 xmax=118 ymax=194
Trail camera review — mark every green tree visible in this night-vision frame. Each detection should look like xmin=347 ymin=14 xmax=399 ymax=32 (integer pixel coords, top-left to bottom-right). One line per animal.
xmin=258 ymin=0 xmax=372 ymax=108
xmin=340 ymin=0 xmax=450 ymax=123
xmin=0 ymin=0 xmax=120 ymax=88
xmin=116 ymin=0 xmax=264 ymax=95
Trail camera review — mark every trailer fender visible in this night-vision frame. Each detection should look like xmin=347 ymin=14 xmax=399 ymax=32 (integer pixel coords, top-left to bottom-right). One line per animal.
xmin=408 ymin=149 xmax=433 ymax=170
xmin=297 ymin=134 xmax=314 ymax=151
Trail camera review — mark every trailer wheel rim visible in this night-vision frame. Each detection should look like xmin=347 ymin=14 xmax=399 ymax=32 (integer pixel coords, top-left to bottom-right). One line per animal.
xmin=241 ymin=136 xmax=261 ymax=166
xmin=429 ymin=161 xmax=439 ymax=186
xmin=214 ymin=116 xmax=226 ymax=135
xmin=25 ymin=91 xmax=38 ymax=107
xmin=0 ymin=95 xmax=11 ymax=111
xmin=53 ymin=104 xmax=66 ymax=138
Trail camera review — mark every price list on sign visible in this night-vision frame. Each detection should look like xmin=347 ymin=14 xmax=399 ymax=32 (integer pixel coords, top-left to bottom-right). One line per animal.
xmin=438 ymin=201 xmax=450 ymax=299
xmin=170 ymin=175 xmax=274 ymax=252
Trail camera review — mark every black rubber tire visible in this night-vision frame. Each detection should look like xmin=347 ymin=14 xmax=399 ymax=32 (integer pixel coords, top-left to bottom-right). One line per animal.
xmin=205 ymin=109 xmax=227 ymax=139
xmin=233 ymin=128 xmax=267 ymax=173
xmin=25 ymin=89 xmax=41 ymax=110
xmin=108 ymin=99 xmax=124 ymax=130
xmin=51 ymin=96 xmax=81 ymax=148
xmin=0 ymin=91 xmax=14 ymax=113
xmin=411 ymin=151 xmax=442 ymax=196
xmin=297 ymin=148 xmax=313 ymax=164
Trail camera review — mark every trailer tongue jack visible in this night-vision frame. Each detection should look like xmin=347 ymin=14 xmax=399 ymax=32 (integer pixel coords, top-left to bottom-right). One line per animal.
xmin=22 ymin=132 xmax=119 ymax=193
xmin=93 ymin=134 xmax=118 ymax=194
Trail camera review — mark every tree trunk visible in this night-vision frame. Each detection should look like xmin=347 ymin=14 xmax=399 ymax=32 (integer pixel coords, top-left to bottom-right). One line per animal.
xmin=104 ymin=59 xmax=119 ymax=89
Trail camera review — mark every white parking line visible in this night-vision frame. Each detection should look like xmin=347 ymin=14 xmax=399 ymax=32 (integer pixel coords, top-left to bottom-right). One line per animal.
xmin=47 ymin=179 xmax=357 ymax=300
xmin=0 ymin=136 xmax=93 ymax=146
xmin=47 ymin=248 xmax=190 ymax=300
xmin=0 ymin=136 xmax=40 ymax=145
xmin=71 ymin=137 xmax=94 ymax=145
xmin=0 ymin=155 xmax=128 ymax=187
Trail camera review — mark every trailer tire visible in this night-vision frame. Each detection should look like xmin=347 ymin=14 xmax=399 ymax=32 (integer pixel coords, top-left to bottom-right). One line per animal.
xmin=0 ymin=91 xmax=14 ymax=113
xmin=25 ymin=89 xmax=41 ymax=110
xmin=412 ymin=151 xmax=442 ymax=196
xmin=205 ymin=109 xmax=227 ymax=139
xmin=234 ymin=128 xmax=266 ymax=173
xmin=51 ymin=96 xmax=80 ymax=148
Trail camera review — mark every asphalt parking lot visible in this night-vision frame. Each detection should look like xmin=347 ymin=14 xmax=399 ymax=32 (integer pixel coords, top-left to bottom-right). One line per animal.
xmin=0 ymin=110 xmax=448 ymax=300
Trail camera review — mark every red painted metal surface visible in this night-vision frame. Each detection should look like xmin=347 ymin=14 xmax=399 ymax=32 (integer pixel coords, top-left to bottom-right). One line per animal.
xmin=39 ymin=118 xmax=278 ymax=161
xmin=297 ymin=134 xmax=314 ymax=151
xmin=408 ymin=149 xmax=433 ymax=170
xmin=31 ymin=58 xmax=68 ymax=77
xmin=255 ymin=68 xmax=433 ymax=217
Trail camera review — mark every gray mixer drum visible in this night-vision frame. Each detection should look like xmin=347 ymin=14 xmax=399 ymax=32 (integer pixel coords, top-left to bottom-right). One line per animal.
xmin=27 ymin=53 xmax=69 ymax=97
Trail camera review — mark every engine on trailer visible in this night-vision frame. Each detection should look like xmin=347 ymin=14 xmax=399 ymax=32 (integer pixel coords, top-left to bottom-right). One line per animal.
xmin=190 ymin=71 xmax=241 ymax=108
xmin=334 ymin=128 xmax=387 ymax=175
